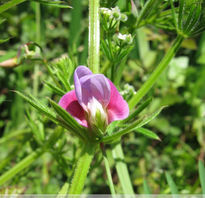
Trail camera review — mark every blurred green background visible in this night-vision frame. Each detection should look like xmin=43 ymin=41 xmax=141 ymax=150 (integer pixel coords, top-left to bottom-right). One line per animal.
xmin=0 ymin=0 xmax=205 ymax=194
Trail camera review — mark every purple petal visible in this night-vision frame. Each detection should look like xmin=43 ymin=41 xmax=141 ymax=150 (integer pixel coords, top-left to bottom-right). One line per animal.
xmin=59 ymin=90 xmax=88 ymax=127
xmin=74 ymin=66 xmax=93 ymax=106
xmin=107 ymin=80 xmax=129 ymax=123
xmin=74 ymin=66 xmax=111 ymax=107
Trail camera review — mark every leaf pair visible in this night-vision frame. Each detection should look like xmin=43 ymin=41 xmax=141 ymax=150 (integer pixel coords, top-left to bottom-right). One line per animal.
xmin=102 ymin=103 xmax=164 ymax=144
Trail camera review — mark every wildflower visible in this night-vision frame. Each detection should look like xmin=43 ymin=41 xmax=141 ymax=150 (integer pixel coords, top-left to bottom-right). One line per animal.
xmin=100 ymin=7 xmax=112 ymax=17
xmin=100 ymin=6 xmax=128 ymax=22
xmin=111 ymin=6 xmax=121 ymax=20
xmin=59 ymin=66 xmax=129 ymax=132
xmin=117 ymin=33 xmax=133 ymax=45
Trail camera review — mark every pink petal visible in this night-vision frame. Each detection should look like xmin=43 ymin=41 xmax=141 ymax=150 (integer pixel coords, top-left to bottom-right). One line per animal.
xmin=59 ymin=90 xmax=88 ymax=127
xmin=107 ymin=80 xmax=129 ymax=123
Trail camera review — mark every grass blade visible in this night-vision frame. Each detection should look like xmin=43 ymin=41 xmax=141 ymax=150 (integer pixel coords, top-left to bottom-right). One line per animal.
xmin=199 ymin=160 xmax=205 ymax=194
xmin=165 ymin=172 xmax=179 ymax=196
xmin=143 ymin=179 xmax=152 ymax=194
xmin=112 ymin=143 xmax=134 ymax=194
xmin=57 ymin=182 xmax=69 ymax=197
xmin=0 ymin=0 xmax=26 ymax=14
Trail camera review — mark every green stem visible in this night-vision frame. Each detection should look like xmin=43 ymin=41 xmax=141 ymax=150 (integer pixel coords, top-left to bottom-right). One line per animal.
xmin=33 ymin=2 xmax=41 ymax=97
xmin=35 ymin=2 xmax=41 ymax=44
xmin=101 ymin=145 xmax=116 ymax=195
xmin=0 ymin=0 xmax=26 ymax=14
xmin=0 ymin=148 xmax=44 ymax=186
xmin=88 ymin=0 xmax=100 ymax=73
xmin=112 ymin=143 xmax=134 ymax=194
xmin=128 ymin=35 xmax=184 ymax=109
xmin=69 ymin=143 xmax=96 ymax=194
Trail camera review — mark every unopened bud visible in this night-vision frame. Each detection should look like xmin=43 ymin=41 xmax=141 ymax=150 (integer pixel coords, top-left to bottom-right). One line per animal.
xmin=120 ymin=14 xmax=128 ymax=22
xmin=0 ymin=57 xmax=18 ymax=68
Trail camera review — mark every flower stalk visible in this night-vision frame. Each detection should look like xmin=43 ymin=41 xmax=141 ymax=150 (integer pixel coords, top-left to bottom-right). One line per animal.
xmin=69 ymin=143 xmax=96 ymax=194
xmin=88 ymin=0 xmax=100 ymax=73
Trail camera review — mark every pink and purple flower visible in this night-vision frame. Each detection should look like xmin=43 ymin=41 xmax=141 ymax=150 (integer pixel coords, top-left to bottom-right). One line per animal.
xmin=59 ymin=66 xmax=129 ymax=131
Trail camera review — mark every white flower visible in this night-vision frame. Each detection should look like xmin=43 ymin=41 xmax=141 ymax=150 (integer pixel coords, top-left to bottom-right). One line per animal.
xmin=118 ymin=33 xmax=127 ymax=41
xmin=117 ymin=33 xmax=133 ymax=44
xmin=100 ymin=7 xmax=112 ymax=16
xmin=111 ymin=6 xmax=121 ymax=20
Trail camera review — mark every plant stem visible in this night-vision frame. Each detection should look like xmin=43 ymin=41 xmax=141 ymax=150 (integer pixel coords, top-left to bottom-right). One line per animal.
xmin=112 ymin=143 xmax=134 ymax=194
xmin=0 ymin=0 xmax=26 ymax=14
xmin=88 ymin=0 xmax=100 ymax=73
xmin=33 ymin=2 xmax=41 ymax=97
xmin=128 ymin=35 xmax=184 ymax=109
xmin=0 ymin=148 xmax=44 ymax=186
xmin=69 ymin=143 xmax=96 ymax=194
xmin=101 ymin=144 xmax=116 ymax=195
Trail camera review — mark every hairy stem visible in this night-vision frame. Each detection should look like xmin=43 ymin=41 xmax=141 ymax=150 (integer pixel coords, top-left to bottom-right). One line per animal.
xmin=128 ymin=35 xmax=184 ymax=109
xmin=101 ymin=144 xmax=116 ymax=194
xmin=69 ymin=143 xmax=96 ymax=194
xmin=88 ymin=0 xmax=100 ymax=73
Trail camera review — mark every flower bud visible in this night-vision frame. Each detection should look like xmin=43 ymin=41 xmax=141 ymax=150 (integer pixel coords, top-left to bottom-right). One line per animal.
xmin=120 ymin=14 xmax=128 ymax=22
xmin=86 ymin=97 xmax=108 ymax=135
xmin=111 ymin=6 xmax=121 ymax=21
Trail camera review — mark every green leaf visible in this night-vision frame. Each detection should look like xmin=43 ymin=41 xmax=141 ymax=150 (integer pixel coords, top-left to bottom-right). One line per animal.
xmin=135 ymin=127 xmax=160 ymax=140
xmin=57 ymin=182 xmax=69 ymax=197
xmin=103 ymin=106 xmax=164 ymax=143
xmin=143 ymin=179 xmax=152 ymax=194
xmin=121 ymin=97 xmax=152 ymax=124
xmin=0 ymin=38 xmax=10 ymax=44
xmin=199 ymin=160 xmax=205 ymax=194
xmin=15 ymin=91 xmax=57 ymax=123
xmin=101 ymin=118 xmax=143 ymax=144
xmin=0 ymin=0 xmax=26 ymax=14
xmin=136 ymin=0 xmax=165 ymax=28
xmin=178 ymin=0 xmax=185 ymax=30
xmin=165 ymin=172 xmax=179 ymax=196
xmin=44 ymin=81 xmax=66 ymax=96
xmin=33 ymin=0 xmax=72 ymax=8
xmin=25 ymin=110 xmax=45 ymax=144
xmin=69 ymin=0 xmax=83 ymax=46
xmin=137 ymin=106 xmax=166 ymax=128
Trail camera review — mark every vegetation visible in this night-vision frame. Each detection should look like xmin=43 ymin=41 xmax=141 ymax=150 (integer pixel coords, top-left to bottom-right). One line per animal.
xmin=0 ymin=0 xmax=205 ymax=195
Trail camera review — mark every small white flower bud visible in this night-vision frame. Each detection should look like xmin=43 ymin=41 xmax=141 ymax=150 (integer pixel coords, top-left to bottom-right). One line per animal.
xmin=111 ymin=6 xmax=121 ymax=21
xmin=120 ymin=14 xmax=128 ymax=22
